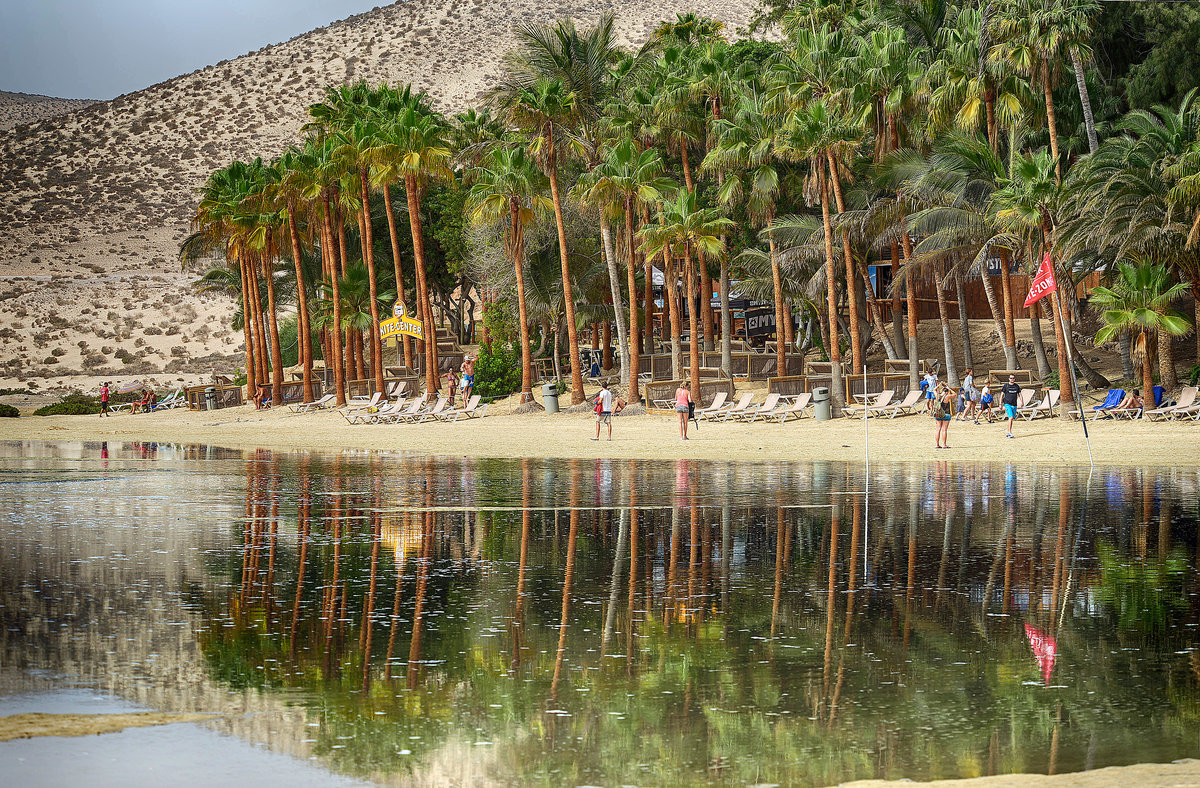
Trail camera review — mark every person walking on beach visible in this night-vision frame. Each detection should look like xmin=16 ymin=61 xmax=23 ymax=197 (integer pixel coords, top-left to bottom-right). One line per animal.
xmin=674 ymin=382 xmax=692 ymax=440
xmin=934 ymin=382 xmax=954 ymax=449
xmin=99 ymin=382 xmax=110 ymax=417
xmin=460 ymin=356 xmax=475 ymax=402
xmin=923 ymin=370 xmax=938 ymax=413
xmin=1000 ymin=374 xmax=1022 ymax=438
xmin=959 ymin=368 xmax=978 ymax=422
xmin=592 ymin=381 xmax=613 ymax=441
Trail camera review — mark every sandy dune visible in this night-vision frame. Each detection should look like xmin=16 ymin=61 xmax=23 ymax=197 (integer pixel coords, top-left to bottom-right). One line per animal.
xmin=0 ymin=0 xmax=758 ymax=390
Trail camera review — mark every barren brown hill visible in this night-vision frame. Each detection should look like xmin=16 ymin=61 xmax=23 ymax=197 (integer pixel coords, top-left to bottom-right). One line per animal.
xmin=0 ymin=91 xmax=96 ymax=132
xmin=0 ymin=0 xmax=758 ymax=390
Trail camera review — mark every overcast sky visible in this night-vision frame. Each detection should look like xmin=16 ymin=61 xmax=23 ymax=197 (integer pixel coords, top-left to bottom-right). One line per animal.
xmin=0 ymin=0 xmax=383 ymax=100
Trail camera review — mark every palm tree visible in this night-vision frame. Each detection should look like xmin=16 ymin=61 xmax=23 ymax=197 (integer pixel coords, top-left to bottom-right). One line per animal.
xmin=639 ymin=189 xmax=733 ymax=399
xmin=989 ymin=0 xmax=1100 ymax=180
xmin=491 ymin=77 xmax=586 ymax=404
xmin=468 ymin=146 xmax=553 ymax=408
xmin=369 ymin=98 xmax=454 ymax=396
xmin=706 ymin=87 xmax=791 ymax=378
xmin=268 ymin=149 xmax=317 ymax=403
xmin=1092 ymin=261 xmax=1190 ymax=400
xmin=577 ymin=140 xmax=673 ymax=403
xmin=992 ymin=149 xmax=1078 ymax=414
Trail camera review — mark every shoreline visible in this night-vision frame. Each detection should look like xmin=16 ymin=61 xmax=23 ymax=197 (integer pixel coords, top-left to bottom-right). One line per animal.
xmin=3 ymin=403 xmax=1196 ymax=466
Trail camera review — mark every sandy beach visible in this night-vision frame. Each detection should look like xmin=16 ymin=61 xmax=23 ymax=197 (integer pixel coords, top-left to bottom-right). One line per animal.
xmin=5 ymin=394 xmax=1195 ymax=466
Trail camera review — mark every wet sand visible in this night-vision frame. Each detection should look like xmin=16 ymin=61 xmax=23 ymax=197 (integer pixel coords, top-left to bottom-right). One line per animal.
xmin=841 ymin=759 xmax=1200 ymax=787
xmin=0 ymin=711 xmax=218 ymax=741
xmin=3 ymin=399 xmax=1197 ymax=466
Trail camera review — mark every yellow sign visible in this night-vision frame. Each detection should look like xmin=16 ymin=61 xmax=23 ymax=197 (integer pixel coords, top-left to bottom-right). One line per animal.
xmin=380 ymin=301 xmax=423 ymax=340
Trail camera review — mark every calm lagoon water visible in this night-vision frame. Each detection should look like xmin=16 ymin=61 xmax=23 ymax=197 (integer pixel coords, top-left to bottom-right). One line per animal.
xmin=1 ymin=440 xmax=1198 ymax=786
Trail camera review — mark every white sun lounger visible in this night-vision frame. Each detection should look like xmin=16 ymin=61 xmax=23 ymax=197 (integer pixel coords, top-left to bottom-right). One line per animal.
xmin=692 ymin=392 xmax=729 ymax=421
xmin=1145 ymin=387 xmax=1197 ymax=421
xmin=436 ymin=394 xmax=487 ymax=422
xmin=383 ymin=397 xmax=425 ymax=424
xmin=1019 ymin=389 xmax=1059 ymax=420
xmin=347 ymin=398 xmax=407 ymax=425
xmin=882 ymin=390 xmax=923 ymax=418
xmin=843 ymin=390 xmax=893 ymax=418
xmin=734 ymin=393 xmax=781 ymax=423
xmin=290 ymin=393 xmax=335 ymax=413
xmin=777 ymin=392 xmax=813 ymax=422
xmin=720 ymin=393 xmax=755 ymax=422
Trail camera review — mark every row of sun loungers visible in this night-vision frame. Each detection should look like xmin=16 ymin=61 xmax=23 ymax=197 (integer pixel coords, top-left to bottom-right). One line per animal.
xmin=285 ymin=387 xmax=489 ymax=424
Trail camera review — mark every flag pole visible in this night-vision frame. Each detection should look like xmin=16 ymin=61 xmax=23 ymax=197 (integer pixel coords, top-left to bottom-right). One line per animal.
xmin=1052 ymin=289 xmax=1094 ymax=468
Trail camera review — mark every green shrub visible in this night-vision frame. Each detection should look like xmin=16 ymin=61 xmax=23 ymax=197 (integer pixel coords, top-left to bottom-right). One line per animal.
xmin=1187 ymin=364 xmax=1200 ymax=386
xmin=34 ymin=393 xmax=101 ymax=416
xmin=0 ymin=404 xmax=18 ymax=418
xmin=473 ymin=342 xmax=521 ymax=400
xmin=1044 ymin=371 xmax=1060 ymax=389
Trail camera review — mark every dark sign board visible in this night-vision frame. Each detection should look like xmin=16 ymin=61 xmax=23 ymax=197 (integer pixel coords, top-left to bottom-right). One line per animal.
xmin=744 ymin=306 xmax=776 ymax=337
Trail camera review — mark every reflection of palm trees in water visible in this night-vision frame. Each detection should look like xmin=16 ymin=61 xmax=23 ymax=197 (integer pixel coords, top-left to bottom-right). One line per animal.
xmin=551 ymin=460 xmax=581 ymax=699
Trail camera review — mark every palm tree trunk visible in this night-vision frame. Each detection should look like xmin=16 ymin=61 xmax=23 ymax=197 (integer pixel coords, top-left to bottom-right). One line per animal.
xmin=602 ymin=321 xmax=612 ymax=371
xmin=404 ymin=174 xmax=439 ymax=397
xmin=819 ymin=162 xmax=845 ymax=410
xmin=720 ymin=256 xmax=732 ymax=377
xmin=934 ymin=262 xmax=959 ymax=387
xmin=510 ymin=199 xmax=536 ymax=406
xmin=336 ymin=201 xmax=353 ymax=388
xmin=382 ymin=183 xmax=414 ymax=371
xmin=828 ymin=151 xmax=862 ymax=374
xmin=1118 ymin=330 xmax=1134 ymax=379
xmin=322 ymin=191 xmax=346 ymax=405
xmin=1042 ymin=64 xmax=1062 ymax=182
xmin=599 ymin=214 xmax=629 ymax=388
xmin=999 ymin=256 xmax=1018 ymax=360
xmin=1159 ymin=329 xmax=1178 ymax=392
xmin=358 ymin=168 xmax=386 ymax=395
xmin=625 ymin=201 xmax=641 ymax=403
xmin=238 ymin=256 xmax=257 ymax=400
xmin=686 ymin=244 xmax=701 ymax=400
xmin=979 ymin=254 xmax=1018 ymax=368
xmin=246 ymin=258 xmax=269 ymax=391
xmin=1049 ymin=290 xmax=1075 ymax=415
xmin=953 ymin=270 xmax=974 ymax=370
xmin=699 ymin=252 xmax=714 ymax=352
xmin=545 ymin=141 xmax=585 ymax=406
xmin=286 ymin=201 xmax=314 ymax=403
xmin=902 ymin=232 xmax=919 ymax=389
xmin=642 ymin=207 xmax=655 ymax=355
xmin=664 ymin=250 xmax=682 ymax=381
xmin=890 ymin=242 xmax=907 ymax=357
xmin=985 ymin=90 xmax=998 ymax=154
xmin=1030 ymin=300 xmax=1053 ymax=380
xmin=1071 ymin=46 xmax=1099 ymax=154
xmin=1141 ymin=332 xmax=1154 ymax=405
xmin=767 ymin=216 xmax=787 ymax=379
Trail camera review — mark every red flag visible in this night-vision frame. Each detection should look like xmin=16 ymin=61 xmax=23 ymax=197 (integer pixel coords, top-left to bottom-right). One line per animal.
xmin=1023 ymin=253 xmax=1058 ymax=308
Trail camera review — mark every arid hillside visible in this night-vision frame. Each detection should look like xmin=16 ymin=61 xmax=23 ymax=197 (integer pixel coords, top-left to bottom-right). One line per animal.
xmin=0 ymin=0 xmax=758 ymax=391
xmin=0 ymin=90 xmax=95 ymax=132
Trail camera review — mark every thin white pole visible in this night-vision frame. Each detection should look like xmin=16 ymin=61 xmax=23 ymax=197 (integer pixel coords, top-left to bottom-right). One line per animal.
xmin=1052 ymin=291 xmax=1094 ymax=468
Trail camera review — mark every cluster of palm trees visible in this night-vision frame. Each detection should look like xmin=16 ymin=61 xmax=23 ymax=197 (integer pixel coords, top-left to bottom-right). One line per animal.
xmin=185 ymin=0 xmax=1200 ymax=416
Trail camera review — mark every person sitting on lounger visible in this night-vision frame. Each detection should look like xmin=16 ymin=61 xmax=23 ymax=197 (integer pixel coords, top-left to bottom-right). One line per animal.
xmin=1115 ymin=389 xmax=1144 ymax=414
xmin=132 ymin=388 xmax=154 ymax=414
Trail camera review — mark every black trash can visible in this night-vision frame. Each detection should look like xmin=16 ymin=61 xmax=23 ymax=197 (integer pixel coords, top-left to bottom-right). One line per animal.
xmin=542 ymin=382 xmax=560 ymax=414
xmin=813 ymin=386 xmax=831 ymax=421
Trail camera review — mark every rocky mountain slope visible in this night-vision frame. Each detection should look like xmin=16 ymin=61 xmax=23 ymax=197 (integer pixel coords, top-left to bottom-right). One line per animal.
xmin=0 ymin=0 xmax=757 ymax=390
xmin=0 ymin=90 xmax=95 ymax=132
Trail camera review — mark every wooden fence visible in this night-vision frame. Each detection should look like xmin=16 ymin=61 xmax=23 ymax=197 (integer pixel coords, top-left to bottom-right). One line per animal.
xmin=184 ymin=384 xmax=244 ymax=410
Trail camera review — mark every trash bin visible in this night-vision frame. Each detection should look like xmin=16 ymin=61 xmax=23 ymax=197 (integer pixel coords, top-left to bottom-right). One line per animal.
xmin=204 ymin=387 xmax=217 ymax=411
xmin=542 ymin=382 xmax=560 ymax=414
xmin=812 ymin=386 xmax=831 ymax=421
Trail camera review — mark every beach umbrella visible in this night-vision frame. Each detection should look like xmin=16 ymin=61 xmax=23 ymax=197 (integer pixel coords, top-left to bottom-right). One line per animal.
xmin=117 ymin=381 xmax=143 ymax=394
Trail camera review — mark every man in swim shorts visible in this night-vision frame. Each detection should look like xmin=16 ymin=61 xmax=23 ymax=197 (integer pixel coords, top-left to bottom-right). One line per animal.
xmin=1000 ymin=374 xmax=1022 ymax=438
xmin=460 ymin=355 xmax=475 ymax=401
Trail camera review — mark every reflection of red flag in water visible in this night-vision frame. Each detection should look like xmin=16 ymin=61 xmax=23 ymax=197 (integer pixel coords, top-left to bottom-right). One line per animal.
xmin=1023 ymin=253 xmax=1058 ymax=308
xmin=1025 ymin=624 xmax=1058 ymax=685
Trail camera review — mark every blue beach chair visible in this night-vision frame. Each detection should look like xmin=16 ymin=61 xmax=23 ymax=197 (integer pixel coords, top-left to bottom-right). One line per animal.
xmin=1091 ymin=389 xmax=1124 ymax=417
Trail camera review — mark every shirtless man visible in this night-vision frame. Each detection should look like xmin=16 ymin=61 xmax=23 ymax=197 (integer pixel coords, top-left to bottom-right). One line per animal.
xmin=460 ymin=355 xmax=475 ymax=401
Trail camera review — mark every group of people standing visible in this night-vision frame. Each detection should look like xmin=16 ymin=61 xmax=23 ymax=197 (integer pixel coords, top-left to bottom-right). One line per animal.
xmin=925 ymin=368 xmax=1025 ymax=448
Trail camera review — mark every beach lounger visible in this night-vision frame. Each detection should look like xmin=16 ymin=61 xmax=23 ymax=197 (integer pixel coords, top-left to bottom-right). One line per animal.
xmin=843 ymin=390 xmax=893 ymax=418
xmin=692 ymin=392 xmax=728 ymax=421
xmin=436 ymin=395 xmax=487 ymax=422
xmin=1020 ymin=389 xmax=1059 ymax=420
xmin=776 ymin=392 xmax=813 ymax=422
xmin=1146 ymin=387 xmax=1198 ymax=421
xmin=882 ymin=390 xmax=923 ymax=418
xmin=347 ymin=398 xmax=406 ymax=425
xmin=1073 ymin=389 xmax=1123 ymax=420
xmin=290 ymin=393 xmax=335 ymax=413
xmin=383 ymin=397 xmax=425 ymax=424
xmin=346 ymin=391 xmax=383 ymax=409
xmin=396 ymin=396 xmax=446 ymax=424
xmin=721 ymin=393 xmax=756 ymax=422
xmin=735 ymin=393 xmax=781 ymax=423
xmin=708 ymin=392 xmax=752 ymax=422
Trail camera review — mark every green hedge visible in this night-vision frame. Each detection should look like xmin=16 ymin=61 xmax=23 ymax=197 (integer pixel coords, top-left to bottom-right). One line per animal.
xmin=0 ymin=404 xmax=18 ymax=418
xmin=473 ymin=342 xmax=522 ymax=400
xmin=34 ymin=393 xmax=101 ymax=416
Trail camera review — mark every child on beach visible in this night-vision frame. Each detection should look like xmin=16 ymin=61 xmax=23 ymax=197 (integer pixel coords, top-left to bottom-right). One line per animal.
xmin=923 ymin=371 xmax=938 ymax=413
xmin=978 ymin=385 xmax=994 ymax=422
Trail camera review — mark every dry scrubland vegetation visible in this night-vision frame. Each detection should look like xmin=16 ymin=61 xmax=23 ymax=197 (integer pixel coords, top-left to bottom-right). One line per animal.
xmin=0 ymin=0 xmax=757 ymax=390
